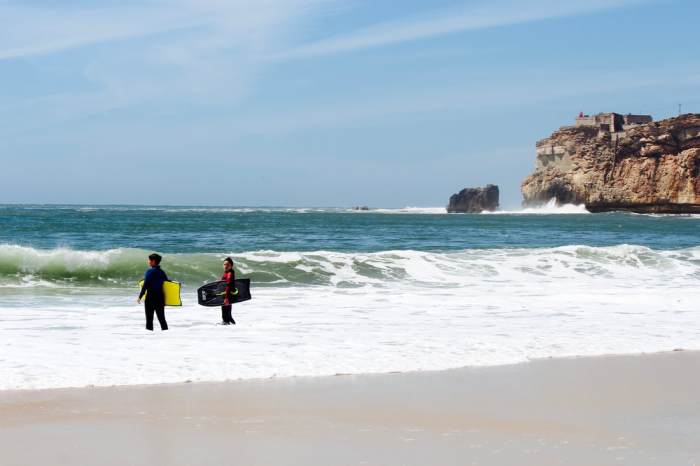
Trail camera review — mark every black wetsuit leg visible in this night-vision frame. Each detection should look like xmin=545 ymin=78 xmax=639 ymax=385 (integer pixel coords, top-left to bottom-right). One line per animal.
xmin=222 ymin=305 xmax=235 ymax=324
xmin=146 ymin=296 xmax=167 ymax=331
xmin=145 ymin=302 xmax=155 ymax=331
xmin=155 ymin=303 xmax=168 ymax=330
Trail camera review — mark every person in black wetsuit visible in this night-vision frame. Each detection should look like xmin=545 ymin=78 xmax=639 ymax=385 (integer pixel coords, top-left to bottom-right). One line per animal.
xmin=137 ymin=253 xmax=169 ymax=331
xmin=221 ymin=257 xmax=236 ymax=325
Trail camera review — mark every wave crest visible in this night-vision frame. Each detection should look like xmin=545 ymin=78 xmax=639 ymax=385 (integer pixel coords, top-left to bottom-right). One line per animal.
xmin=0 ymin=244 xmax=698 ymax=289
xmin=486 ymin=198 xmax=589 ymax=215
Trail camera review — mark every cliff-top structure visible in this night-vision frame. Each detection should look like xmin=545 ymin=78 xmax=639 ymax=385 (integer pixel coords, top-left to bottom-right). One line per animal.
xmin=521 ymin=112 xmax=700 ymax=213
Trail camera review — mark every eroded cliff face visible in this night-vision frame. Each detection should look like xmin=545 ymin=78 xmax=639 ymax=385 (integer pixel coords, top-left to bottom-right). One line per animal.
xmin=521 ymin=114 xmax=700 ymax=213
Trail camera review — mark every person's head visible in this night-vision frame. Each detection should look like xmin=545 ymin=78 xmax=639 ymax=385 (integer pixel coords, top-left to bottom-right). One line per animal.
xmin=148 ymin=253 xmax=162 ymax=267
xmin=223 ymin=257 xmax=233 ymax=271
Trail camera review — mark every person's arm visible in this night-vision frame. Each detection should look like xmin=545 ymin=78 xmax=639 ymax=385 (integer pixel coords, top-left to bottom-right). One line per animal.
xmin=138 ymin=269 xmax=151 ymax=302
xmin=162 ymin=269 xmax=169 ymax=282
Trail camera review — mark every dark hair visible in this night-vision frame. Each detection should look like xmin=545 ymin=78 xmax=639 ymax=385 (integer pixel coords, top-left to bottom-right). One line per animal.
xmin=149 ymin=253 xmax=162 ymax=265
xmin=223 ymin=257 xmax=233 ymax=266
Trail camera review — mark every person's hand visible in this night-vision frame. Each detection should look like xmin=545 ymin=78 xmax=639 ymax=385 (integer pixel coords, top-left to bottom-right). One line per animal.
xmin=137 ymin=298 xmax=141 ymax=304
xmin=223 ymin=298 xmax=229 ymax=306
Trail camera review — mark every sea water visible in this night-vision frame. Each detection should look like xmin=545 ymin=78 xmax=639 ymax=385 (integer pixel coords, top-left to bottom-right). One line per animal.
xmin=1 ymin=204 xmax=699 ymax=389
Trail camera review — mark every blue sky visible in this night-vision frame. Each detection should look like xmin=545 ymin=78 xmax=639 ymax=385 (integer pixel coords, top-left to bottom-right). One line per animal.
xmin=1 ymin=0 xmax=698 ymax=207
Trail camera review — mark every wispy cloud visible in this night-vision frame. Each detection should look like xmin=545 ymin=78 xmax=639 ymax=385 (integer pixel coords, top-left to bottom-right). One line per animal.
xmin=211 ymin=65 xmax=700 ymax=136
xmin=0 ymin=0 xmax=330 ymax=61
xmin=0 ymin=3 xmax=196 ymax=61
xmin=0 ymin=0 xmax=331 ymax=119
xmin=0 ymin=0 xmax=653 ymax=135
xmin=280 ymin=0 xmax=647 ymax=59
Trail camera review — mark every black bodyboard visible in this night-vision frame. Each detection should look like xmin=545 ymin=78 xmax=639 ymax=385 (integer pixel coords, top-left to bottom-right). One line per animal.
xmin=197 ymin=279 xmax=251 ymax=307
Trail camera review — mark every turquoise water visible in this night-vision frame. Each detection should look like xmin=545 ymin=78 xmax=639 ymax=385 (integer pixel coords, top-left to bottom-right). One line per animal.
xmin=2 ymin=204 xmax=700 ymax=389
xmin=2 ymin=205 xmax=699 ymax=252
xmin=1 ymin=204 xmax=700 ymax=287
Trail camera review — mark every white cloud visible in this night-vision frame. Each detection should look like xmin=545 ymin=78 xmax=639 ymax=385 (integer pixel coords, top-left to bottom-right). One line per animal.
xmin=0 ymin=0 xmax=331 ymax=121
xmin=0 ymin=0 xmax=325 ymax=61
xmin=280 ymin=0 xmax=648 ymax=59
xmin=0 ymin=0 xmax=653 ymax=132
xmin=210 ymin=66 xmax=700 ymax=136
xmin=0 ymin=3 xmax=194 ymax=60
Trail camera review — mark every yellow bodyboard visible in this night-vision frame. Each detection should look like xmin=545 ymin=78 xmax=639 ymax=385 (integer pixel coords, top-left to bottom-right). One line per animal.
xmin=138 ymin=280 xmax=182 ymax=307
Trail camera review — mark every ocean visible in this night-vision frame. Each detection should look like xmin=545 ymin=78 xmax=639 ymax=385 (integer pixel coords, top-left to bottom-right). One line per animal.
xmin=2 ymin=204 xmax=699 ymax=390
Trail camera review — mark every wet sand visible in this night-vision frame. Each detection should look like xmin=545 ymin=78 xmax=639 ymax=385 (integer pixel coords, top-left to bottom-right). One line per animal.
xmin=1 ymin=351 xmax=699 ymax=466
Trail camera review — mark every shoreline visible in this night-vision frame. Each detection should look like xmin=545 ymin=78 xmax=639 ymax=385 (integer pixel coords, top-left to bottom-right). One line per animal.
xmin=0 ymin=348 xmax=693 ymax=394
xmin=2 ymin=350 xmax=699 ymax=465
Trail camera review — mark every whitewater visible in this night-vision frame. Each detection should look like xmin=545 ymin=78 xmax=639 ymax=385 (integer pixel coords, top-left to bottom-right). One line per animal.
xmin=1 ymin=205 xmax=700 ymax=390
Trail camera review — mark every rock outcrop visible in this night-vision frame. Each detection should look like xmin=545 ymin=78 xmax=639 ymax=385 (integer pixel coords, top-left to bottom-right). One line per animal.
xmin=447 ymin=185 xmax=499 ymax=213
xmin=521 ymin=114 xmax=700 ymax=213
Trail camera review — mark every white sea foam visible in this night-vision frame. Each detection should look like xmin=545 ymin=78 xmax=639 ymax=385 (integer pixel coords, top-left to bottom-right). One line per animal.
xmin=4 ymin=244 xmax=694 ymax=287
xmin=5 ymin=204 xmax=595 ymax=215
xmin=486 ymin=198 xmax=590 ymax=215
xmin=366 ymin=207 xmax=447 ymax=214
xmin=629 ymin=212 xmax=700 ymax=219
xmin=2 ymin=205 xmax=347 ymax=214
xmin=364 ymin=199 xmax=589 ymax=215
xmin=2 ymin=245 xmax=700 ymax=389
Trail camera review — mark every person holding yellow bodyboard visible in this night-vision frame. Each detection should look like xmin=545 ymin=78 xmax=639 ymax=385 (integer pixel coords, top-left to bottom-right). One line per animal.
xmin=137 ymin=253 xmax=181 ymax=331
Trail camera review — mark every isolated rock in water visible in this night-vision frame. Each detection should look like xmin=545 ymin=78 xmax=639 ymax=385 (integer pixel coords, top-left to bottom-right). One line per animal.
xmin=447 ymin=185 xmax=499 ymax=213
xmin=521 ymin=113 xmax=700 ymax=213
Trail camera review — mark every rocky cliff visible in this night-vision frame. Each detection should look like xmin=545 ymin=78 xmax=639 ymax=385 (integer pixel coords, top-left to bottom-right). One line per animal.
xmin=447 ymin=185 xmax=499 ymax=213
xmin=521 ymin=114 xmax=700 ymax=213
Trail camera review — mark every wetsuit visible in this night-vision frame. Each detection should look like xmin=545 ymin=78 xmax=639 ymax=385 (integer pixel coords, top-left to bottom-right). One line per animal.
xmin=139 ymin=265 xmax=169 ymax=331
xmin=221 ymin=268 xmax=236 ymax=324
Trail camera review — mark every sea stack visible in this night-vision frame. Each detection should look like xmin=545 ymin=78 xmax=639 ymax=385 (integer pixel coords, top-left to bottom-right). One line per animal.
xmin=447 ymin=185 xmax=499 ymax=213
xmin=521 ymin=112 xmax=700 ymax=213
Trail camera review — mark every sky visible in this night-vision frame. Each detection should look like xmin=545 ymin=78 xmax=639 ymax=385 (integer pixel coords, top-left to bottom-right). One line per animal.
xmin=1 ymin=0 xmax=699 ymax=208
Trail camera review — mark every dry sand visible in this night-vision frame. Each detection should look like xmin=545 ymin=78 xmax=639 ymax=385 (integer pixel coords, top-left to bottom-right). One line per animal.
xmin=1 ymin=351 xmax=699 ymax=466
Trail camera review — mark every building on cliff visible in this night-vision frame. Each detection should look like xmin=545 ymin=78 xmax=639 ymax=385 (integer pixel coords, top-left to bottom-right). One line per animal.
xmin=535 ymin=112 xmax=653 ymax=171
xmin=575 ymin=112 xmax=652 ymax=133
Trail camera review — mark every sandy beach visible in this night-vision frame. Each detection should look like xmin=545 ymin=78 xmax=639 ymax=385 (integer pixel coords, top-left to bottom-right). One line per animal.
xmin=4 ymin=1 xmax=700 ymax=464
xmin=1 ymin=351 xmax=699 ymax=466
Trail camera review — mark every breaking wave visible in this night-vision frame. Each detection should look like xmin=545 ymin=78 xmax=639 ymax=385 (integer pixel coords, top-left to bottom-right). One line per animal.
xmin=0 ymin=243 xmax=698 ymax=288
xmin=485 ymin=198 xmax=590 ymax=215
